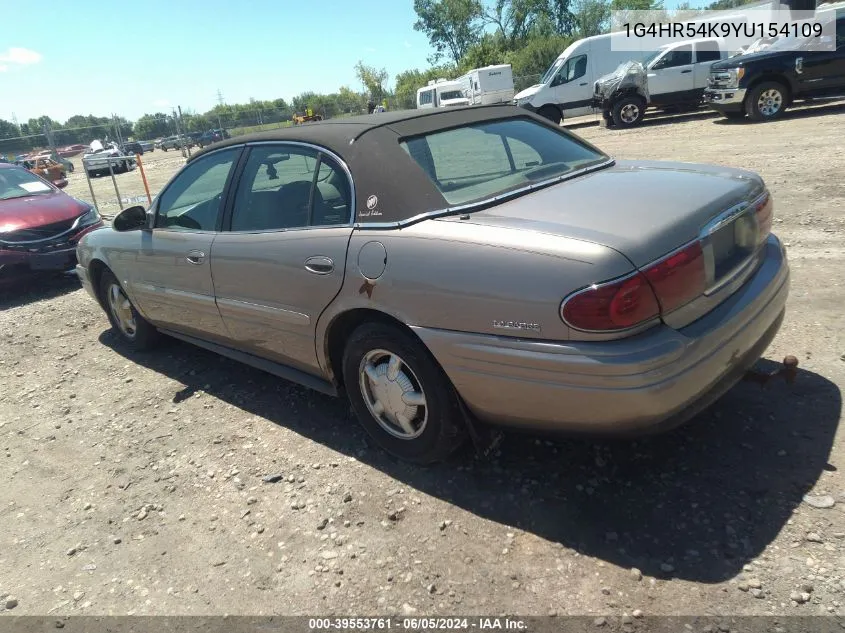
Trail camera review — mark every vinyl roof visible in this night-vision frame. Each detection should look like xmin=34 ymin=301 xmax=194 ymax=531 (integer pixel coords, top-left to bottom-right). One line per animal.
xmin=189 ymin=104 xmax=527 ymax=162
xmin=184 ymin=104 xmax=609 ymax=226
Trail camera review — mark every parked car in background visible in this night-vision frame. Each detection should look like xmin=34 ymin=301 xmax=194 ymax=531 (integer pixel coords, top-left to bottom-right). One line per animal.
xmin=0 ymin=163 xmax=102 ymax=285
xmin=27 ymin=156 xmax=67 ymax=182
xmin=121 ymin=141 xmax=144 ymax=156
xmin=592 ymin=38 xmax=729 ymax=127
xmin=58 ymin=144 xmax=88 ymax=157
xmin=76 ymin=105 xmax=788 ymax=464
xmin=138 ymin=140 xmax=155 ymax=153
xmin=159 ymin=135 xmax=193 ymax=151
xmin=82 ymin=143 xmax=136 ymax=177
xmin=197 ymin=128 xmax=230 ymax=148
xmin=705 ymin=15 xmax=845 ymax=121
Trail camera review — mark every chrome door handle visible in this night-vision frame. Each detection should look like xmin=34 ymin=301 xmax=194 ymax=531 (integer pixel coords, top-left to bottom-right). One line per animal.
xmin=681 ymin=69 xmax=692 ymax=73
xmin=304 ymin=256 xmax=334 ymax=274
xmin=186 ymin=250 xmax=205 ymax=265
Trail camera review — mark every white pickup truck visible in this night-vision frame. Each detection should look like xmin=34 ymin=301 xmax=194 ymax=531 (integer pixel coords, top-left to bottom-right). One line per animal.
xmin=592 ymin=38 xmax=729 ymax=127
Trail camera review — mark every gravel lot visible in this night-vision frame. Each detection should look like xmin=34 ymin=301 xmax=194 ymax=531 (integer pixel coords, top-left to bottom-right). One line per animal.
xmin=2 ymin=102 xmax=844 ymax=618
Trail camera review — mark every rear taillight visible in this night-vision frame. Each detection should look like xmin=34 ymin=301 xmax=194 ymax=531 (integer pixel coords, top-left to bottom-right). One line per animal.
xmin=561 ymin=272 xmax=660 ymax=331
xmin=642 ymin=241 xmax=706 ymax=314
xmin=561 ymin=240 xmax=706 ymax=332
xmin=754 ymin=192 xmax=773 ymax=245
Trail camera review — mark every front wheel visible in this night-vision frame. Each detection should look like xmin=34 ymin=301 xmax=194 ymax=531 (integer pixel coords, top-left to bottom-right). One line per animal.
xmin=537 ymin=105 xmax=561 ymax=125
xmin=342 ymin=323 xmax=467 ymax=464
xmin=99 ymin=270 xmax=160 ymax=351
xmin=611 ymin=96 xmax=646 ymax=127
xmin=746 ymin=81 xmax=788 ymax=121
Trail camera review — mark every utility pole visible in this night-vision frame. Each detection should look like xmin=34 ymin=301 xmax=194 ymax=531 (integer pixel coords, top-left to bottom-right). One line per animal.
xmin=112 ymin=114 xmax=124 ymax=147
xmin=12 ymin=112 xmax=20 ymax=135
xmin=216 ymin=90 xmax=224 ymax=130
xmin=178 ymin=105 xmax=191 ymax=158
xmin=43 ymin=121 xmax=59 ymax=158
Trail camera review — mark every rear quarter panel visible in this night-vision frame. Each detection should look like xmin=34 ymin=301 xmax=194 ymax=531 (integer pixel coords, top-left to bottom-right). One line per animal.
xmin=316 ymin=218 xmax=637 ymax=371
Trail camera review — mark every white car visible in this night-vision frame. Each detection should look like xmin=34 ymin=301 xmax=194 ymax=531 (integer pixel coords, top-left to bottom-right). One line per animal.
xmin=82 ymin=142 xmax=135 ymax=177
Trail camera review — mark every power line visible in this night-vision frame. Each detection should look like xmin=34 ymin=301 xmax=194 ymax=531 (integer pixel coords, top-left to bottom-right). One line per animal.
xmin=216 ymin=89 xmax=225 ymax=106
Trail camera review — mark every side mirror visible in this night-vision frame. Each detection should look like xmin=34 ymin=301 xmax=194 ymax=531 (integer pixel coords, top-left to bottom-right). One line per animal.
xmin=113 ymin=205 xmax=149 ymax=232
xmin=53 ymin=178 xmax=68 ymax=189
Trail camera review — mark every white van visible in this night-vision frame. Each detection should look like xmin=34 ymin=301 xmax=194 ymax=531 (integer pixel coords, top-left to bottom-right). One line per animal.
xmin=513 ymin=32 xmax=651 ymax=123
xmin=416 ymin=79 xmax=470 ymax=109
xmin=514 ymin=13 xmax=748 ymax=123
xmin=461 ymin=64 xmax=515 ymax=105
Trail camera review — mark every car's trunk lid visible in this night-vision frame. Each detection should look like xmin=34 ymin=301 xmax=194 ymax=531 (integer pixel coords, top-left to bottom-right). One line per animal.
xmin=444 ymin=160 xmax=770 ymax=329
xmin=450 ymin=160 xmax=765 ymax=268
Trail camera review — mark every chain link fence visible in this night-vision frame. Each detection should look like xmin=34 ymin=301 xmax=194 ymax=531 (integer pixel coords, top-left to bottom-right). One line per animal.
xmin=514 ymin=73 xmax=542 ymax=94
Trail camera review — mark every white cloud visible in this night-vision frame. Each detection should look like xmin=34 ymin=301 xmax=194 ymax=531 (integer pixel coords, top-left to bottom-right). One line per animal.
xmin=152 ymin=98 xmax=171 ymax=108
xmin=365 ymin=46 xmax=377 ymax=53
xmin=404 ymin=41 xmax=412 ymax=48
xmin=0 ymin=47 xmax=42 ymax=66
xmin=0 ymin=64 xmax=7 ymax=72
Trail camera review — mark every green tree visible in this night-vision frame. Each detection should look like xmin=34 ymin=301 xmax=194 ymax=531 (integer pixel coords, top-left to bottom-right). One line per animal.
xmin=508 ymin=33 xmax=574 ymax=77
xmin=413 ymin=0 xmax=484 ymax=64
xmin=459 ymin=33 xmax=509 ymax=72
xmin=571 ymin=0 xmax=610 ymax=36
xmin=482 ymin=0 xmax=549 ymax=45
xmin=354 ymin=61 xmax=389 ymax=101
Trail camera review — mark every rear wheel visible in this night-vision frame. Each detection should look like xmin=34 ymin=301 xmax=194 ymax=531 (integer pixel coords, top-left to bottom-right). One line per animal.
xmin=611 ymin=96 xmax=646 ymax=127
xmin=342 ymin=323 xmax=467 ymax=464
xmin=99 ymin=270 xmax=160 ymax=351
xmin=746 ymin=81 xmax=788 ymax=121
xmin=537 ymin=105 xmax=561 ymax=125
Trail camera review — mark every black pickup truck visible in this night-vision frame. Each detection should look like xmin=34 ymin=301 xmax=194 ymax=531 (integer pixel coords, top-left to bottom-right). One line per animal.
xmin=704 ymin=14 xmax=845 ymax=121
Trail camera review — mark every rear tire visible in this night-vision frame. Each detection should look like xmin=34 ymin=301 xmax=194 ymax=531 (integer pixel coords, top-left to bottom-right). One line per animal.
xmin=537 ymin=105 xmax=561 ymax=125
xmin=745 ymin=81 xmax=788 ymax=121
xmin=99 ymin=270 xmax=160 ymax=351
xmin=342 ymin=323 xmax=467 ymax=464
xmin=611 ymin=96 xmax=646 ymax=127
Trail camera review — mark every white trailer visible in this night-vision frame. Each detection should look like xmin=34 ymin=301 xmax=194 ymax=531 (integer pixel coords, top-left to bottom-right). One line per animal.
xmin=461 ymin=64 xmax=515 ymax=105
xmin=416 ymin=79 xmax=471 ymax=109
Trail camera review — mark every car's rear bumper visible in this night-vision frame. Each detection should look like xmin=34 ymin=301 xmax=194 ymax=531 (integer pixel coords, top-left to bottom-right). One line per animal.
xmin=413 ymin=234 xmax=789 ymax=435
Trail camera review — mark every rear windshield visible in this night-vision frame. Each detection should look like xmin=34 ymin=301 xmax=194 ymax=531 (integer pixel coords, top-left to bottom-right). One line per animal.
xmin=399 ymin=118 xmax=606 ymax=206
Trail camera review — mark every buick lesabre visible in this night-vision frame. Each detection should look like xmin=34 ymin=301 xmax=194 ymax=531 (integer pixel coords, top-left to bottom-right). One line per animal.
xmin=75 ymin=105 xmax=789 ymax=463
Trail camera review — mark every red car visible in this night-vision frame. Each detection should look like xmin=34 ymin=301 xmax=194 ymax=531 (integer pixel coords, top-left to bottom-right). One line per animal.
xmin=0 ymin=163 xmax=103 ymax=285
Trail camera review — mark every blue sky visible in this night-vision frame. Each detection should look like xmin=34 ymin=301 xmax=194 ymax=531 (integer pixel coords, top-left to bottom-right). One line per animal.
xmin=1 ymin=0 xmax=709 ymax=124
xmin=0 ymin=0 xmax=433 ymax=123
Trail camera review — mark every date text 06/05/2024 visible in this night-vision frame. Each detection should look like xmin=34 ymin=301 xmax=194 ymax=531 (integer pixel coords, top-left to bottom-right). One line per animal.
xmin=308 ymin=618 xmax=528 ymax=631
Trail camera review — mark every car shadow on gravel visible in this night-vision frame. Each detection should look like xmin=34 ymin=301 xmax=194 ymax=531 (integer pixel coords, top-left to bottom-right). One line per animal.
xmin=0 ymin=271 xmax=81 ymax=310
xmin=712 ymin=100 xmax=845 ymax=125
xmin=100 ymin=332 xmax=841 ymax=584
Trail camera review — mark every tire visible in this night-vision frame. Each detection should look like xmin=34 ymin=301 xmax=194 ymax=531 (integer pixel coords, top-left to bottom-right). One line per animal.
xmin=342 ymin=323 xmax=467 ymax=464
xmin=723 ymin=111 xmax=746 ymax=120
xmin=98 ymin=269 xmax=160 ymax=351
xmin=611 ymin=96 xmax=646 ymax=127
xmin=537 ymin=105 xmax=561 ymax=125
xmin=745 ymin=81 xmax=788 ymax=121
xmin=60 ymin=172 xmax=66 ymax=179
xmin=162 ymin=146 xmax=167 ymax=152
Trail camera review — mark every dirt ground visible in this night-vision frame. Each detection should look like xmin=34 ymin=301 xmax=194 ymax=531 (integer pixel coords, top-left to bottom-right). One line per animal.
xmin=2 ymin=102 xmax=845 ymax=618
